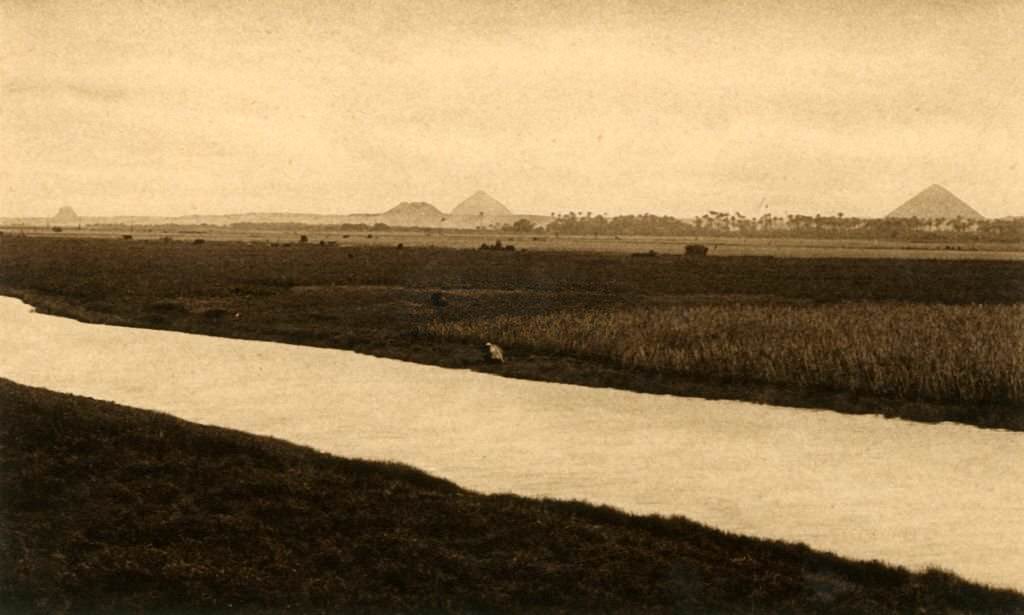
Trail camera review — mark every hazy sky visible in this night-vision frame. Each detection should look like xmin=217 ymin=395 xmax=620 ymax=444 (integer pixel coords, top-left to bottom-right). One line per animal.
xmin=2 ymin=0 xmax=1022 ymax=218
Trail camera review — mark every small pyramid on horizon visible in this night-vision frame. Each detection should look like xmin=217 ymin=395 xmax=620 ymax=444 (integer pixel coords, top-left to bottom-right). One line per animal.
xmin=451 ymin=190 xmax=511 ymax=216
xmin=887 ymin=185 xmax=984 ymax=219
xmin=52 ymin=206 xmax=80 ymax=224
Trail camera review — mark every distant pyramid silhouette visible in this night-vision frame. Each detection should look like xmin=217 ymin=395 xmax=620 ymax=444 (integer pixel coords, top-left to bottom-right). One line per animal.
xmin=887 ymin=185 xmax=984 ymax=219
xmin=52 ymin=206 xmax=80 ymax=224
xmin=451 ymin=191 xmax=511 ymax=216
xmin=384 ymin=201 xmax=443 ymax=217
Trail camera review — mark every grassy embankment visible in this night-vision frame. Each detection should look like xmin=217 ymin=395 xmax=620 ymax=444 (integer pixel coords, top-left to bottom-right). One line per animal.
xmin=1 ymin=235 xmax=1022 ymax=429
xmin=3 ymin=378 xmax=1022 ymax=613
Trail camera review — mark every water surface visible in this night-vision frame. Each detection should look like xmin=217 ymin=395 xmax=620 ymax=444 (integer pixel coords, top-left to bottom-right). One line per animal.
xmin=1 ymin=296 xmax=1021 ymax=590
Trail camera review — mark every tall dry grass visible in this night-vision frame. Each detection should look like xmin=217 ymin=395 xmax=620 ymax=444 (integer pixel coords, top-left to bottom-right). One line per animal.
xmin=424 ymin=303 xmax=1024 ymax=404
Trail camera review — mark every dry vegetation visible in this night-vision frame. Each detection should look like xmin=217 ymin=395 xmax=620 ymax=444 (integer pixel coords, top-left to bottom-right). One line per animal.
xmin=424 ymin=303 xmax=1024 ymax=406
xmin=3 ymin=379 xmax=1022 ymax=614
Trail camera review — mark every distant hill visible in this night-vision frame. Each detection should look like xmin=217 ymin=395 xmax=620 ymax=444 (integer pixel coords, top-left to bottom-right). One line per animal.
xmin=888 ymin=185 xmax=984 ymax=219
xmin=451 ymin=191 xmax=511 ymax=217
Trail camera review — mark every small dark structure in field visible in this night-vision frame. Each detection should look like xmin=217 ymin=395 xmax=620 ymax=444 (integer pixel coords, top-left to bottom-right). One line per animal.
xmin=299 ymin=235 xmax=308 ymax=243
xmin=685 ymin=244 xmax=709 ymax=256
xmin=632 ymin=250 xmax=657 ymax=257
xmin=367 ymin=234 xmax=374 ymax=239
xmin=193 ymin=239 xmax=205 ymax=245
xmin=483 ymin=342 xmax=505 ymax=363
xmin=430 ymin=292 xmax=448 ymax=308
xmin=480 ymin=240 xmax=515 ymax=251
xmin=396 ymin=243 xmax=404 ymax=249
xmin=52 ymin=226 xmax=62 ymax=233
xmin=122 ymin=234 xmax=133 ymax=240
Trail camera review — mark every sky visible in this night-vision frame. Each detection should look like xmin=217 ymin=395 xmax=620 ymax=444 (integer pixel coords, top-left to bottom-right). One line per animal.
xmin=2 ymin=0 xmax=1022 ymax=219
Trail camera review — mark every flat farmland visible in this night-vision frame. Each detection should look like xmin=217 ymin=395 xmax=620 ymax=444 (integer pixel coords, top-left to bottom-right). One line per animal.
xmin=2 ymin=234 xmax=1022 ymax=429
xmin=4 ymin=224 xmax=1023 ymax=260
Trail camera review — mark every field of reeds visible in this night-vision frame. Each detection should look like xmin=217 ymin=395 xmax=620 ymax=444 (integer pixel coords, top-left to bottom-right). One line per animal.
xmin=423 ymin=303 xmax=1024 ymax=406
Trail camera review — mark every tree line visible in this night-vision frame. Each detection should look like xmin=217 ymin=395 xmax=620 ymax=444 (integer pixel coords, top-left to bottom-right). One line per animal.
xmin=524 ymin=211 xmax=1023 ymax=243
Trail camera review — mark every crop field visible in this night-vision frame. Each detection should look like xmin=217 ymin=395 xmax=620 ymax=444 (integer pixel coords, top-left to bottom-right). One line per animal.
xmin=424 ymin=303 xmax=1024 ymax=406
xmin=1 ymin=235 xmax=1022 ymax=429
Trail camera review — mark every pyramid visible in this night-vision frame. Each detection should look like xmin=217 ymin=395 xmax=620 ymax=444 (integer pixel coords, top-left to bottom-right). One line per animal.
xmin=52 ymin=206 xmax=80 ymax=224
xmin=379 ymin=201 xmax=445 ymax=226
xmin=887 ymin=185 xmax=984 ymax=219
xmin=384 ymin=202 xmax=443 ymax=217
xmin=451 ymin=191 xmax=511 ymax=216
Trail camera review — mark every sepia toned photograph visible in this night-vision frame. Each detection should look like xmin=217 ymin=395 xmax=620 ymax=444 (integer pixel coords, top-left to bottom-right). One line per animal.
xmin=1 ymin=0 xmax=1022 ymax=612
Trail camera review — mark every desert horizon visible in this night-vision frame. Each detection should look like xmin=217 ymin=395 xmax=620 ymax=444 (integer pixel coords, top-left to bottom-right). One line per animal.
xmin=3 ymin=1 xmax=1022 ymax=220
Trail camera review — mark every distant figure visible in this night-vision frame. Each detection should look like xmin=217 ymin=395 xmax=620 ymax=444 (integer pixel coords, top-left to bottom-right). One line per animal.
xmin=483 ymin=342 xmax=505 ymax=363
xmin=430 ymin=292 xmax=448 ymax=308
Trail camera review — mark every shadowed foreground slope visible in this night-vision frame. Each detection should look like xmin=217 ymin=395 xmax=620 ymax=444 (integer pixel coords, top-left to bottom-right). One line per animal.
xmin=1 ymin=380 xmax=1021 ymax=613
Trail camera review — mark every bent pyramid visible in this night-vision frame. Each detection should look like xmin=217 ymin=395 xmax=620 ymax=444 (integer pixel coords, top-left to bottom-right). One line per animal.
xmin=451 ymin=191 xmax=511 ymax=216
xmin=887 ymin=185 xmax=984 ymax=219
